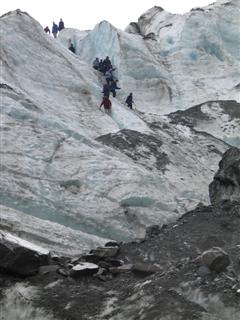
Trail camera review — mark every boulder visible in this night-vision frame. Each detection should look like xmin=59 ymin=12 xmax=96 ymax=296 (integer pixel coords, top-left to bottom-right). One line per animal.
xmin=105 ymin=258 xmax=123 ymax=267
xmin=57 ymin=268 xmax=70 ymax=277
xmin=105 ymin=241 xmax=121 ymax=247
xmin=0 ymin=232 xmax=50 ymax=276
xmin=98 ymin=259 xmax=122 ymax=269
xmin=109 ymin=264 xmax=133 ymax=274
xmin=82 ymin=253 xmax=102 ymax=264
xmin=209 ymin=147 xmax=240 ymax=205
xmin=70 ymin=262 xmax=99 ymax=278
xmin=90 ymin=246 xmax=120 ymax=258
xmin=132 ymin=262 xmax=160 ymax=276
xmin=39 ymin=265 xmax=59 ymax=275
xmin=197 ymin=265 xmax=211 ymax=277
xmin=200 ymin=247 xmax=230 ymax=273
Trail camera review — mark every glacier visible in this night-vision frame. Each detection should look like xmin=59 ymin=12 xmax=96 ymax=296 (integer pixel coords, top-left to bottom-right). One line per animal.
xmin=0 ymin=1 xmax=240 ymax=255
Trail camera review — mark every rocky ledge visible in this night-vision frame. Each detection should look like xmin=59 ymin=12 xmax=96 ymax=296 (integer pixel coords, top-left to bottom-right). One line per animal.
xmin=0 ymin=147 xmax=240 ymax=320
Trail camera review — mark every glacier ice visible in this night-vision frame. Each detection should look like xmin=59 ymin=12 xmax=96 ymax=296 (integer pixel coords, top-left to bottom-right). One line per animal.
xmin=0 ymin=3 xmax=239 ymax=254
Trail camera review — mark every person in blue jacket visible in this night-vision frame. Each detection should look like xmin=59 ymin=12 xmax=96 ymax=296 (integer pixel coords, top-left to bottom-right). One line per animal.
xmin=52 ymin=22 xmax=58 ymax=38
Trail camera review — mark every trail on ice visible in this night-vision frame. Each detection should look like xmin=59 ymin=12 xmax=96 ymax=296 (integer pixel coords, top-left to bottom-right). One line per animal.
xmin=105 ymin=98 xmax=151 ymax=133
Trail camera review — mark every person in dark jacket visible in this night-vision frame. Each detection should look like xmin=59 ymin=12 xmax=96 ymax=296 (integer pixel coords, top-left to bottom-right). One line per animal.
xmin=68 ymin=43 xmax=75 ymax=53
xmin=98 ymin=59 xmax=105 ymax=73
xmin=58 ymin=19 xmax=65 ymax=31
xmin=109 ymin=80 xmax=121 ymax=97
xmin=103 ymin=56 xmax=111 ymax=70
xmin=44 ymin=26 xmax=50 ymax=34
xmin=102 ymin=84 xmax=110 ymax=97
xmin=99 ymin=96 xmax=112 ymax=114
xmin=52 ymin=22 xmax=58 ymax=38
xmin=93 ymin=58 xmax=100 ymax=70
xmin=125 ymin=93 xmax=133 ymax=109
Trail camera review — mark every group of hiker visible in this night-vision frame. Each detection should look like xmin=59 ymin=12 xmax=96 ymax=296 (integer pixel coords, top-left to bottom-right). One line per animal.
xmin=44 ymin=23 xmax=134 ymax=114
xmin=94 ymin=56 xmax=134 ymax=114
xmin=44 ymin=19 xmax=76 ymax=53
xmin=44 ymin=19 xmax=65 ymax=39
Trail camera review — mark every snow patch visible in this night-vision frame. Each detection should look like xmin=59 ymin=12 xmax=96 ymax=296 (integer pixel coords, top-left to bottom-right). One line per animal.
xmin=0 ymin=231 xmax=49 ymax=255
xmin=72 ymin=262 xmax=98 ymax=271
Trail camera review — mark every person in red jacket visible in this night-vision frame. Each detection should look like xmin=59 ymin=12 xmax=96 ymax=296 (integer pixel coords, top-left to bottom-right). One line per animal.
xmin=99 ymin=96 xmax=112 ymax=114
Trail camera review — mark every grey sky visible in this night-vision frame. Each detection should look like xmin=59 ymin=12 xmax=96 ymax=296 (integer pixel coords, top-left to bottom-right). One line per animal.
xmin=1 ymin=0 xmax=216 ymax=30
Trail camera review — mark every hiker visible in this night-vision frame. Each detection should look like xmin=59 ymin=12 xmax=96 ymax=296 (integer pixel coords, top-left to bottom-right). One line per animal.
xmin=52 ymin=22 xmax=58 ymax=38
xmin=109 ymin=80 xmax=121 ymax=97
xmin=58 ymin=19 xmax=65 ymax=31
xmin=125 ymin=93 xmax=133 ymax=109
xmin=102 ymin=84 xmax=110 ymax=98
xmin=44 ymin=26 xmax=50 ymax=34
xmin=68 ymin=43 xmax=75 ymax=53
xmin=103 ymin=56 xmax=111 ymax=69
xmin=98 ymin=59 xmax=105 ymax=73
xmin=105 ymin=69 xmax=113 ymax=85
xmin=111 ymin=68 xmax=118 ymax=81
xmin=99 ymin=96 xmax=112 ymax=114
xmin=93 ymin=58 xmax=100 ymax=70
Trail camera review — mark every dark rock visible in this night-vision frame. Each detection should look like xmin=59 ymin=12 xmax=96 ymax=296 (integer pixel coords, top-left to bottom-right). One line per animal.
xmin=39 ymin=265 xmax=59 ymax=275
xmin=90 ymin=246 xmax=120 ymax=258
xmin=145 ymin=225 xmax=162 ymax=238
xmin=132 ymin=262 xmax=160 ymax=276
xmin=200 ymin=247 xmax=230 ymax=273
xmin=159 ymin=23 xmax=173 ymax=30
xmin=105 ymin=258 xmax=123 ymax=267
xmin=94 ymin=267 xmax=108 ymax=277
xmin=82 ymin=254 xmax=101 ymax=264
xmin=70 ymin=263 xmax=99 ymax=278
xmin=127 ymin=22 xmax=141 ymax=34
xmin=191 ymin=7 xmax=205 ymax=12
xmin=97 ymin=129 xmax=170 ymax=172
xmin=197 ymin=265 xmax=211 ymax=277
xmin=143 ymin=32 xmax=156 ymax=40
xmin=97 ymin=259 xmax=123 ymax=269
xmin=98 ymin=261 xmax=112 ymax=269
xmin=0 ymin=232 xmax=50 ymax=277
xmin=109 ymin=264 xmax=133 ymax=274
xmin=57 ymin=268 xmax=69 ymax=277
xmin=51 ymin=255 xmax=61 ymax=262
xmin=209 ymin=147 xmax=240 ymax=205
xmin=0 ymin=83 xmax=14 ymax=90
xmin=105 ymin=241 xmax=121 ymax=247
xmin=70 ymin=257 xmax=80 ymax=264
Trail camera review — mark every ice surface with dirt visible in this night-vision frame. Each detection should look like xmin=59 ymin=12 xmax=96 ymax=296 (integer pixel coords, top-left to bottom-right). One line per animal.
xmin=0 ymin=1 xmax=239 ymax=255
